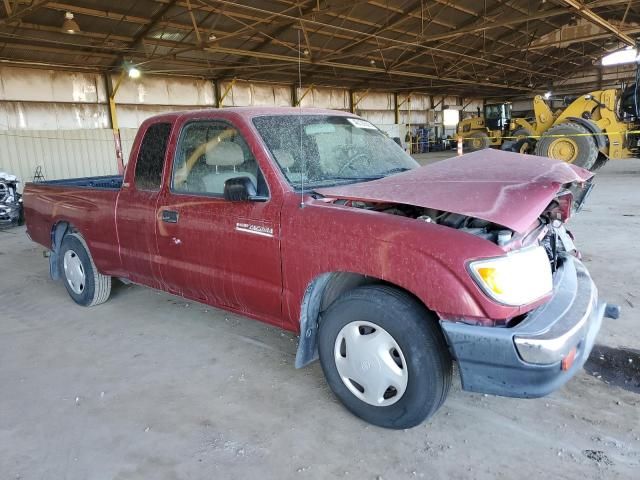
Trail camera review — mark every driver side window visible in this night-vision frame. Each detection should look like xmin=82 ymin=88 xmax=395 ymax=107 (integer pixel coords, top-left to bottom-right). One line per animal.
xmin=172 ymin=121 xmax=261 ymax=196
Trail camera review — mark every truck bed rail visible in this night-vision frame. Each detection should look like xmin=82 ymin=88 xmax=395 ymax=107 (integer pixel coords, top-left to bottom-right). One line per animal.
xmin=35 ymin=175 xmax=123 ymax=189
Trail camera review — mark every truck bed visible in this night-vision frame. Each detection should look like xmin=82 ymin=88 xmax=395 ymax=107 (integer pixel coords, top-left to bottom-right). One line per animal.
xmin=37 ymin=175 xmax=123 ymax=189
xmin=24 ymin=177 xmax=122 ymax=275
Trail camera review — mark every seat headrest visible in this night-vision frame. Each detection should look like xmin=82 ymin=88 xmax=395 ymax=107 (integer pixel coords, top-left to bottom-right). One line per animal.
xmin=273 ymin=149 xmax=295 ymax=169
xmin=205 ymin=142 xmax=244 ymax=167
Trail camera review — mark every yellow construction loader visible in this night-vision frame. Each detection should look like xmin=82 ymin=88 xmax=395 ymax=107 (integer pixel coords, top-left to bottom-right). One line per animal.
xmin=456 ymin=103 xmax=511 ymax=151
xmin=456 ymin=100 xmax=553 ymax=152
xmin=457 ymin=87 xmax=640 ymax=170
xmin=526 ymin=87 xmax=638 ymax=170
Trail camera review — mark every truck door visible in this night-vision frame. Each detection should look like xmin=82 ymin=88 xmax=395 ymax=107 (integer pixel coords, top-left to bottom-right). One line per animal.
xmin=155 ymin=119 xmax=282 ymax=323
xmin=115 ymin=121 xmax=172 ymax=289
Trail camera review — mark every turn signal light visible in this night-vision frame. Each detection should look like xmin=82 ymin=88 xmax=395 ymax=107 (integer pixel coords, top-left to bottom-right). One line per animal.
xmin=561 ymin=346 xmax=577 ymax=371
xmin=476 ymin=267 xmax=504 ymax=294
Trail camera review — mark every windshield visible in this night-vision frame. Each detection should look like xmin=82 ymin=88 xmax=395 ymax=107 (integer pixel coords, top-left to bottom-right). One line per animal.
xmin=252 ymin=115 xmax=419 ymax=189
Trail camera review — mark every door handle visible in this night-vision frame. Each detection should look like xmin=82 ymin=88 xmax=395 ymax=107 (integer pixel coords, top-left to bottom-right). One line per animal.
xmin=161 ymin=210 xmax=179 ymax=223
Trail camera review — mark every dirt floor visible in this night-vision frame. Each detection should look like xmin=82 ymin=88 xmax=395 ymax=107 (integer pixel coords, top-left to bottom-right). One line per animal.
xmin=1 ymin=156 xmax=639 ymax=480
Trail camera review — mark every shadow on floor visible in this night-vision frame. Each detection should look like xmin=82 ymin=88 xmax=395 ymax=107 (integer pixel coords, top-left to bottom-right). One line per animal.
xmin=584 ymin=344 xmax=640 ymax=394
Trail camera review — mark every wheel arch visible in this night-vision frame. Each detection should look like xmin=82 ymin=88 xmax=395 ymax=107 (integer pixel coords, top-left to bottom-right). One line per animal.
xmin=294 ymin=271 xmax=433 ymax=369
xmin=564 ymin=117 xmax=607 ymax=151
xmin=49 ymin=220 xmax=85 ymax=279
xmin=49 ymin=220 xmax=71 ymax=280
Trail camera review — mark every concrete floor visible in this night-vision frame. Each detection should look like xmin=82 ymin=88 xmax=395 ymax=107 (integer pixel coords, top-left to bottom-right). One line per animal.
xmin=1 ymin=156 xmax=639 ymax=479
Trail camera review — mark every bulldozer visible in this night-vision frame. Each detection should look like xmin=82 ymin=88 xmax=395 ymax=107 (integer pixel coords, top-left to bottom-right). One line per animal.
xmin=457 ymin=87 xmax=640 ymax=170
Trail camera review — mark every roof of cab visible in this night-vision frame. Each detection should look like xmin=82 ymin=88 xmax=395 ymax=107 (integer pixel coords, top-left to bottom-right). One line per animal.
xmin=146 ymin=107 xmax=357 ymax=124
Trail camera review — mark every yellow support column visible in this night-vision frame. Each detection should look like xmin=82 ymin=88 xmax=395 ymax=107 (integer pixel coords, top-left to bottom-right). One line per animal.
xmin=217 ymin=78 xmax=237 ymax=108
xmin=106 ymin=70 xmax=127 ymax=175
xmin=295 ymin=84 xmax=315 ymax=107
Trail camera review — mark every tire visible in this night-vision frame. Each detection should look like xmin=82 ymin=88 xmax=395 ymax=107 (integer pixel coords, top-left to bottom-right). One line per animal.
xmin=511 ymin=127 xmax=533 ymax=140
xmin=318 ymin=285 xmax=452 ymax=429
xmin=58 ymin=232 xmax=111 ymax=306
xmin=508 ymin=128 xmax=536 ymax=154
xmin=16 ymin=193 xmax=24 ymax=226
xmin=501 ymin=138 xmax=534 ymax=154
xmin=534 ymin=122 xmax=598 ymax=169
xmin=463 ymin=131 xmax=490 ymax=152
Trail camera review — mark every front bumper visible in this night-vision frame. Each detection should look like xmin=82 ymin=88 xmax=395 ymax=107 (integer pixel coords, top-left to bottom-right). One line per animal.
xmin=0 ymin=203 xmax=21 ymax=226
xmin=441 ymin=255 xmax=605 ymax=398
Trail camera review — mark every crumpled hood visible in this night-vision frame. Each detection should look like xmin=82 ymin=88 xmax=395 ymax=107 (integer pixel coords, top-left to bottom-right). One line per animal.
xmin=316 ymin=150 xmax=593 ymax=233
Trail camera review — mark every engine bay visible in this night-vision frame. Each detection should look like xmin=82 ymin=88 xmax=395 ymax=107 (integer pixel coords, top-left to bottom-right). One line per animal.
xmin=332 ymin=193 xmax=576 ymax=271
xmin=333 ymin=198 xmax=517 ymax=245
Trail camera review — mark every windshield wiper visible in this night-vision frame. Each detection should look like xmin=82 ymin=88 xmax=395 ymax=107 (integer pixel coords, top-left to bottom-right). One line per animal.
xmin=376 ymin=167 xmax=412 ymax=176
xmin=321 ymin=167 xmax=412 ymax=182
xmin=320 ymin=175 xmax=385 ymax=181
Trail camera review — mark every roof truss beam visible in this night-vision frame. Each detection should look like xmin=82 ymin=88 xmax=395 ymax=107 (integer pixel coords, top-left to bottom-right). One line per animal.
xmin=559 ymin=0 xmax=635 ymax=45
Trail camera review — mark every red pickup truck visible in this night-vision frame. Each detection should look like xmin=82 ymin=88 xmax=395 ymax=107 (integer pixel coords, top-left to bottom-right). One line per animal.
xmin=24 ymin=107 xmax=618 ymax=429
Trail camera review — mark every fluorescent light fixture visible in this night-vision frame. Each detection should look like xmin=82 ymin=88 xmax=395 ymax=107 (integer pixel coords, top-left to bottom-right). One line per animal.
xmin=544 ymin=91 xmax=552 ymax=99
xmin=128 ymin=67 xmax=141 ymax=79
xmin=601 ymin=46 xmax=639 ymax=66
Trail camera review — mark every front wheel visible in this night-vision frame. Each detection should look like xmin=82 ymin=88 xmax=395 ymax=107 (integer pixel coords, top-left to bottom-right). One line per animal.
xmin=462 ymin=131 xmax=490 ymax=152
xmin=58 ymin=232 xmax=112 ymax=306
xmin=318 ymin=285 xmax=452 ymax=429
xmin=534 ymin=122 xmax=598 ymax=169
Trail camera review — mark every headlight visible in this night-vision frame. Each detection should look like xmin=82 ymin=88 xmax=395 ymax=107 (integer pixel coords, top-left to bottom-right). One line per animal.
xmin=468 ymin=246 xmax=553 ymax=306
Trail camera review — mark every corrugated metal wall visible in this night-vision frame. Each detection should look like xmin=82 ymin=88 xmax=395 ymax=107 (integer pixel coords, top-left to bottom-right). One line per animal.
xmin=0 ymin=64 xmax=482 ymax=188
xmin=0 ymin=129 xmax=118 ymax=185
xmin=0 ymin=128 xmax=139 ymax=191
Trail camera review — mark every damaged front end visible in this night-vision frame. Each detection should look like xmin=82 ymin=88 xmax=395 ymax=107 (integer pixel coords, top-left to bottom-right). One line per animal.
xmin=315 ymin=151 xmax=618 ymax=399
xmin=430 ymin=177 xmax=620 ymax=398
xmin=329 ymin=176 xmax=594 ymax=273
xmin=332 ymin=198 xmax=517 ymax=245
xmin=0 ymin=172 xmax=23 ymax=227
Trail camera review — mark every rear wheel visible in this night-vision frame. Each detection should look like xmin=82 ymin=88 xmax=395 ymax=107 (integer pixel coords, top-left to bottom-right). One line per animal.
xmin=510 ymin=128 xmax=535 ymax=153
xmin=318 ymin=285 xmax=452 ymax=429
xmin=534 ymin=122 xmax=598 ymax=169
xmin=58 ymin=232 xmax=111 ymax=306
xmin=511 ymin=127 xmax=533 ymax=140
xmin=463 ymin=131 xmax=490 ymax=152
xmin=502 ymin=132 xmax=535 ymax=154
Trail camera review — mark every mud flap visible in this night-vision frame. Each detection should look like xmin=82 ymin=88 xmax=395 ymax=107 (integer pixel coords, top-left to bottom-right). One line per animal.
xmin=49 ymin=223 xmax=69 ymax=280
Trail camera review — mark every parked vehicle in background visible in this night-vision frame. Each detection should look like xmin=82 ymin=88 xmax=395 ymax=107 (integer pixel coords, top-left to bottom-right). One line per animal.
xmin=0 ymin=171 xmax=23 ymax=227
xmin=458 ymin=86 xmax=640 ymax=171
xmin=456 ymin=102 xmax=513 ymax=151
xmin=23 ymin=107 xmax=619 ymax=429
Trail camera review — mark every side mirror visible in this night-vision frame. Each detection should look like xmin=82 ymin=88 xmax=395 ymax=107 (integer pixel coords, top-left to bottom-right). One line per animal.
xmin=223 ymin=176 xmax=257 ymax=201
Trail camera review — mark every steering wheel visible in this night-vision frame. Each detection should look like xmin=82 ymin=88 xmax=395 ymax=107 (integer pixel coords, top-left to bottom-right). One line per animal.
xmin=336 ymin=151 xmax=369 ymax=176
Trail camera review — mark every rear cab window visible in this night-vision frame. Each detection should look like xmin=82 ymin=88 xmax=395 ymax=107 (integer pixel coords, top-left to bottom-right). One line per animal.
xmin=134 ymin=122 xmax=172 ymax=190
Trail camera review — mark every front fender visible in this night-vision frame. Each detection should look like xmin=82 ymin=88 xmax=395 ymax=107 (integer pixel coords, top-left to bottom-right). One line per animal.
xmin=280 ymin=199 xmax=523 ymax=334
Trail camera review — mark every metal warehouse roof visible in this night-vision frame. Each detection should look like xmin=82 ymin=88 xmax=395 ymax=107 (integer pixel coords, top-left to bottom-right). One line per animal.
xmin=0 ymin=1 xmax=638 ymax=96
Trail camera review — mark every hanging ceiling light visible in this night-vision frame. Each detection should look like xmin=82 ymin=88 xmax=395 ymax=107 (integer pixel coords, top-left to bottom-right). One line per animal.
xmin=128 ymin=66 xmax=141 ymax=79
xmin=62 ymin=12 xmax=80 ymax=34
